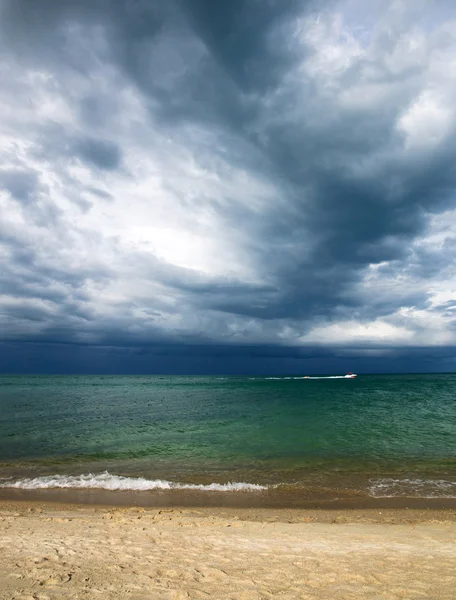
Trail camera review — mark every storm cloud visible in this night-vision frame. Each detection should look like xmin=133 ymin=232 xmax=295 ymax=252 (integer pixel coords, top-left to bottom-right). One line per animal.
xmin=2 ymin=0 xmax=456 ymax=373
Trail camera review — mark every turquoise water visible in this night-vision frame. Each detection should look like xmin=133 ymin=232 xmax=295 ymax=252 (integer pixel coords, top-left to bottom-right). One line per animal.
xmin=0 ymin=374 xmax=455 ymax=499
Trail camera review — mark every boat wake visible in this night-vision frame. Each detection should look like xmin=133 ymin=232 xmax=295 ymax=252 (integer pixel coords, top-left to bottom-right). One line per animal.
xmin=260 ymin=374 xmax=357 ymax=380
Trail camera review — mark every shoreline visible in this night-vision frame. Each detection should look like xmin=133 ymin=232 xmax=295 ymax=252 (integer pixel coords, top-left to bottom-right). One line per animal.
xmin=1 ymin=501 xmax=455 ymax=599
xmin=1 ymin=487 xmax=456 ymax=513
xmin=1 ymin=498 xmax=456 ymax=523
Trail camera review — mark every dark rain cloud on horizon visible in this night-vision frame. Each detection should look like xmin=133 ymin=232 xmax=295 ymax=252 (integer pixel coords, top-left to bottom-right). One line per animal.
xmin=1 ymin=0 xmax=456 ymax=373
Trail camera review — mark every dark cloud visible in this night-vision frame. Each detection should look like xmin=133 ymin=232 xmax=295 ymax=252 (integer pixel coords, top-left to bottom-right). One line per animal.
xmin=0 ymin=167 xmax=63 ymax=226
xmin=0 ymin=168 xmax=39 ymax=202
xmin=85 ymin=187 xmax=114 ymax=201
xmin=1 ymin=0 xmax=456 ymax=372
xmin=75 ymin=137 xmax=122 ymax=170
xmin=180 ymin=0 xmax=309 ymax=91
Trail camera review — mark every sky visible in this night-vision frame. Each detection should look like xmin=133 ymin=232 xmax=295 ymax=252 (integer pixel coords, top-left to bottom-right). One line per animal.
xmin=2 ymin=0 xmax=456 ymax=374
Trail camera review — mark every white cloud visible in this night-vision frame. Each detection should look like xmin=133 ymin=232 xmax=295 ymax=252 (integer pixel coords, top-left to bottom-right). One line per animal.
xmin=397 ymin=90 xmax=454 ymax=150
xmin=301 ymin=319 xmax=413 ymax=345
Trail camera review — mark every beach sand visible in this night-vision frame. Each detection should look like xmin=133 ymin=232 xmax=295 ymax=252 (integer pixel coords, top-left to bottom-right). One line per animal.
xmin=1 ymin=502 xmax=455 ymax=600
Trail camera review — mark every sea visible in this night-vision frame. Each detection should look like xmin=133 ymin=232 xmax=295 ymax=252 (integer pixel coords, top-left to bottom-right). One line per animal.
xmin=1 ymin=374 xmax=455 ymax=507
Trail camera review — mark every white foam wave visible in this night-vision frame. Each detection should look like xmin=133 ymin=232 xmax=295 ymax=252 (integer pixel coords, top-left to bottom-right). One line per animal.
xmin=368 ymin=478 xmax=456 ymax=498
xmin=0 ymin=472 xmax=268 ymax=492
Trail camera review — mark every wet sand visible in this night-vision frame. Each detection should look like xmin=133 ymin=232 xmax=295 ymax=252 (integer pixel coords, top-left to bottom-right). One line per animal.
xmin=1 ymin=486 xmax=456 ymax=511
xmin=1 ymin=500 xmax=455 ymax=600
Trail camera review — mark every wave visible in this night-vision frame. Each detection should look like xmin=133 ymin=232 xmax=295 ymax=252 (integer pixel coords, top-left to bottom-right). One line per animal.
xmin=368 ymin=478 xmax=456 ymax=498
xmin=0 ymin=472 xmax=268 ymax=492
xmin=2 ymin=473 xmax=454 ymax=498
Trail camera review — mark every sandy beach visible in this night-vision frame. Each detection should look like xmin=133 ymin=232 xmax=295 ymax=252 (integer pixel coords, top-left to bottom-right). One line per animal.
xmin=1 ymin=502 xmax=455 ymax=600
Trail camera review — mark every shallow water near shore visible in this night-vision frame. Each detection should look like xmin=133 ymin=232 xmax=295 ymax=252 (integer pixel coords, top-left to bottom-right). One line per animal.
xmin=1 ymin=373 xmax=455 ymax=506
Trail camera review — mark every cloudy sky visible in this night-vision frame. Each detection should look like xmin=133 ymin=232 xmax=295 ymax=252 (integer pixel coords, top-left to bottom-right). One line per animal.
xmin=1 ymin=0 xmax=456 ymax=374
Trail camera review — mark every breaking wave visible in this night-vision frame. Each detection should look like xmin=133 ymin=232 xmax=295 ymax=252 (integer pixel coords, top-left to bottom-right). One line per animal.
xmin=368 ymin=478 xmax=456 ymax=498
xmin=0 ymin=472 xmax=268 ymax=492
